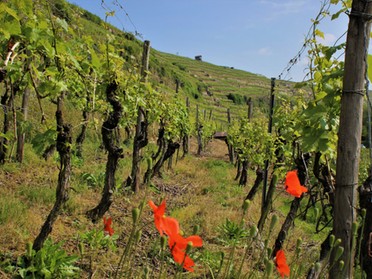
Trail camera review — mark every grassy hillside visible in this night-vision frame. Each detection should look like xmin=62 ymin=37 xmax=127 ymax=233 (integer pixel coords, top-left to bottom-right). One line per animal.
xmin=67 ymin=0 xmax=295 ymax=127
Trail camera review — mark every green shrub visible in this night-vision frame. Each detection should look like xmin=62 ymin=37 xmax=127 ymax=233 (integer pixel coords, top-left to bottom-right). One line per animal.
xmin=12 ymin=239 xmax=80 ymax=278
xmin=226 ymin=93 xmax=247 ymax=105
xmin=82 ymin=10 xmax=101 ymax=25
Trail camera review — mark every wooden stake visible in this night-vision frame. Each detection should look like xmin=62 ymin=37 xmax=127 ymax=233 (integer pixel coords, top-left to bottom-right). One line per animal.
xmin=331 ymin=1 xmax=372 ymax=278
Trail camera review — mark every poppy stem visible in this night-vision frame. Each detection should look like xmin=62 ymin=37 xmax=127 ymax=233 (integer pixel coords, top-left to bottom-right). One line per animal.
xmin=158 ymin=236 xmax=167 ymax=279
xmin=236 ymin=234 xmax=258 ymax=278
xmin=114 ymin=202 xmax=145 ymax=279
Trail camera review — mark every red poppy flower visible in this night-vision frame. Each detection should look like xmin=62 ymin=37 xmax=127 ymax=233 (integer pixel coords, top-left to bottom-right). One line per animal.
xmin=168 ymin=233 xmax=203 ymax=251
xmin=166 ymin=220 xmax=202 ymax=272
xmin=275 ymin=249 xmax=290 ymax=278
xmin=171 ymin=245 xmax=196 ymax=272
xmin=285 ymin=170 xmax=308 ymax=198
xmin=148 ymin=200 xmax=180 ymax=236
xmin=103 ymin=217 xmax=114 ymax=236
xmin=148 ymin=200 xmax=203 ymax=272
xmin=168 ymin=235 xmax=202 ymax=272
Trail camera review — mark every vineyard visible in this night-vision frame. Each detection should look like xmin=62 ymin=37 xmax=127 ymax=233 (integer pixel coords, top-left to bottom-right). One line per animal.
xmin=1 ymin=0 xmax=372 ymax=278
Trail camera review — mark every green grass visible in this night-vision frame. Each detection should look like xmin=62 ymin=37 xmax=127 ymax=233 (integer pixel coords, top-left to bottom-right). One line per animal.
xmin=18 ymin=184 xmax=56 ymax=205
xmin=0 ymin=194 xmax=27 ymax=225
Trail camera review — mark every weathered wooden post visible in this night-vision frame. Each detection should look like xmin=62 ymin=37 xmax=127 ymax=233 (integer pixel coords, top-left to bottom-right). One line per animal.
xmin=182 ymin=97 xmax=190 ymax=157
xmin=175 ymin=79 xmax=180 ymax=93
xmin=331 ymin=1 xmax=372 ymax=278
xmin=226 ymin=108 xmax=235 ymax=163
xmin=16 ymin=88 xmax=30 ymax=162
xmin=262 ymin=78 xmax=275 ymax=212
xmin=196 ymin=105 xmax=203 ymax=155
xmin=247 ymin=97 xmax=253 ymax=121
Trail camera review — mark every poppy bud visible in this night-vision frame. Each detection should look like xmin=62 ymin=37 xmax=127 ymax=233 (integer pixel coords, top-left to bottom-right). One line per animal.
xmin=296 ymin=238 xmax=302 ymax=254
xmin=265 ymin=259 xmax=274 ymax=277
xmin=26 ymin=242 xmax=33 ymax=259
xmin=242 ymin=200 xmax=250 ymax=214
xmin=160 ymin=235 xmax=167 ymax=250
xmin=334 ymin=238 xmax=342 ymax=248
xmin=147 ymin=157 xmax=153 ymax=169
xmin=269 ymin=214 xmax=278 ymax=232
xmin=249 ymin=225 xmax=258 ymax=237
xmin=329 ymin=234 xmax=335 ymax=247
xmin=193 ymin=224 xmax=200 ymax=235
xmin=135 ymin=229 xmax=142 ymax=244
xmin=143 ymin=265 xmax=150 ymax=279
xmin=314 ymin=262 xmax=321 ymax=273
xmin=186 ymin=241 xmax=193 ymax=254
xmin=361 ymin=208 xmax=367 ymax=218
xmin=338 ymin=260 xmax=344 ymax=271
xmin=352 ymin=222 xmax=358 ymax=237
xmin=334 ymin=246 xmax=344 ymax=262
xmin=132 ymin=208 xmax=140 ymax=224
xmin=78 ymin=242 xmax=84 ymax=256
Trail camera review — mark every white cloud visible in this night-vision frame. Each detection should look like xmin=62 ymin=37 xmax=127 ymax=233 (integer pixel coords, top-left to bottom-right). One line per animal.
xmin=258 ymin=47 xmax=272 ymax=56
xmin=259 ymin=0 xmax=307 ymax=18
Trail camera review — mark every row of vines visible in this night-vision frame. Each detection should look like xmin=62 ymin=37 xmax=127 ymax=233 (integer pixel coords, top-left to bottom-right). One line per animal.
xmin=1 ymin=0 xmax=372 ymax=278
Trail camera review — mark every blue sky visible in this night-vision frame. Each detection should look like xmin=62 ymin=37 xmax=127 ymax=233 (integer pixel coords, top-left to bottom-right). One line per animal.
xmin=68 ymin=0 xmax=349 ymax=81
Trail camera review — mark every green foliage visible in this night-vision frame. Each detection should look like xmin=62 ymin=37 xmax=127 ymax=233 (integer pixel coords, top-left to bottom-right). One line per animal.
xmin=81 ymin=9 xmax=101 ymax=25
xmin=49 ymin=0 xmax=71 ymax=23
xmin=80 ymin=172 xmax=105 ymax=189
xmin=228 ymin=118 xmax=275 ymax=166
xmin=218 ymin=218 xmax=249 ymax=245
xmin=369 ymin=55 xmax=372 ymax=82
xmin=298 ymin=42 xmax=344 ymax=160
xmin=159 ymin=96 xmax=191 ymax=141
xmin=12 ymin=239 xmax=80 ymax=278
xmin=31 ymin=128 xmax=57 ymax=157
xmin=199 ymin=250 xmax=224 ymax=277
xmin=226 ymin=93 xmax=247 ymax=105
xmin=79 ymin=228 xmax=118 ymax=252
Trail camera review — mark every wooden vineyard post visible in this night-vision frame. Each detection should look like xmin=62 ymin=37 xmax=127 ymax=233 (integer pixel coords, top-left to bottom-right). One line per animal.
xmin=196 ymin=105 xmax=203 ymax=155
xmin=175 ymin=79 xmax=180 ymax=93
xmin=262 ymin=78 xmax=275 ymax=212
xmin=247 ymin=97 xmax=253 ymax=121
xmin=182 ymin=97 xmax=190 ymax=157
xmin=331 ymin=1 xmax=372 ymax=278
xmin=16 ymin=88 xmax=30 ymax=163
xmin=227 ymin=108 xmax=235 ymax=163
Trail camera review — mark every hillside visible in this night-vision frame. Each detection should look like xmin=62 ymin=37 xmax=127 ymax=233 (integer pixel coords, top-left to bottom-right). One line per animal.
xmin=67 ymin=0 xmax=294 ymax=125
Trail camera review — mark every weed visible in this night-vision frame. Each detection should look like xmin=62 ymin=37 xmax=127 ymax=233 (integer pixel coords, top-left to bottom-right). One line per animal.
xmin=80 ymin=172 xmax=105 ymax=189
xmin=8 ymin=239 xmax=80 ymax=278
